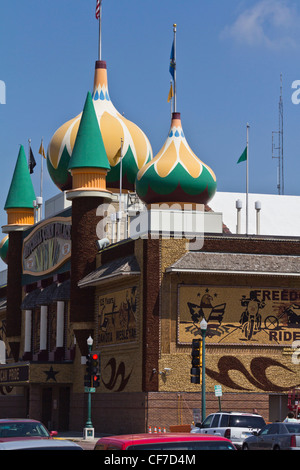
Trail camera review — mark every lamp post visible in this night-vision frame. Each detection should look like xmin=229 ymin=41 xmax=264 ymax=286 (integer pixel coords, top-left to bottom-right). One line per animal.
xmin=84 ymin=336 xmax=94 ymax=439
xmin=200 ymin=318 xmax=207 ymax=421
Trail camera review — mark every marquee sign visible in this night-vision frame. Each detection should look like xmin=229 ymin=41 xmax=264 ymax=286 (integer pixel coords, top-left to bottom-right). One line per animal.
xmin=0 ymin=364 xmax=29 ymax=385
xmin=22 ymin=217 xmax=71 ymax=276
xmin=178 ymin=285 xmax=300 ymax=346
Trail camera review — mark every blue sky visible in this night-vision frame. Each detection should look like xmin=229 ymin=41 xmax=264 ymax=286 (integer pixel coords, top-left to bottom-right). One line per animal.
xmin=1 ymin=0 xmax=300 ymax=232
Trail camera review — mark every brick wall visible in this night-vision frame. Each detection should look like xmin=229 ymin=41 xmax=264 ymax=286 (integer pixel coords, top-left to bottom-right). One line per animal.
xmin=147 ymin=392 xmax=269 ymax=431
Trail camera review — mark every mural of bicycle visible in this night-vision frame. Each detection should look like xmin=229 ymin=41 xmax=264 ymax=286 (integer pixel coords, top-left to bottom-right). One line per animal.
xmin=238 ymin=292 xmax=300 ymax=341
xmin=264 ymin=304 xmax=300 ymax=329
xmin=239 ymin=292 xmax=265 ymax=341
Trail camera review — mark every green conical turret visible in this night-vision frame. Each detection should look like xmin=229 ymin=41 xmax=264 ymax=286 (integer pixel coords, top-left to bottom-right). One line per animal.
xmin=68 ymin=91 xmax=110 ymax=171
xmin=4 ymin=145 xmax=36 ymax=210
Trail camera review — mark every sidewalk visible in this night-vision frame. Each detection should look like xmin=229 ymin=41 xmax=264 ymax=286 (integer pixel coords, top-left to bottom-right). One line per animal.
xmin=55 ymin=431 xmax=106 ymax=450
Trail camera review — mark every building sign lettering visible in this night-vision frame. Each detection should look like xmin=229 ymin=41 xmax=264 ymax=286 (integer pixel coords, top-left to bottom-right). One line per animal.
xmin=22 ymin=217 xmax=71 ymax=276
xmin=0 ymin=365 xmax=29 ymax=384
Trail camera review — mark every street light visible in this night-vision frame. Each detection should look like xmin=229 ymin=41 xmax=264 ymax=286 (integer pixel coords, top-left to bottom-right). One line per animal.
xmin=84 ymin=336 xmax=94 ymax=439
xmin=200 ymin=318 xmax=207 ymax=422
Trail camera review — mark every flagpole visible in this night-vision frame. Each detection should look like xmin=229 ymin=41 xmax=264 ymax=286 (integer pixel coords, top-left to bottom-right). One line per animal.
xmin=170 ymin=80 xmax=173 ymax=118
xmin=117 ymin=138 xmax=123 ymax=242
xmin=246 ymin=123 xmax=249 ymax=235
xmin=98 ymin=0 xmax=103 ymax=60
xmin=40 ymin=138 xmax=44 ymax=200
xmin=28 ymin=139 xmax=30 ymax=168
xmin=173 ymin=23 xmax=177 ymax=113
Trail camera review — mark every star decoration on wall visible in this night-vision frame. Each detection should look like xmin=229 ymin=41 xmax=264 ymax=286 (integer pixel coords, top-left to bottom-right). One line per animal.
xmin=44 ymin=366 xmax=59 ymax=382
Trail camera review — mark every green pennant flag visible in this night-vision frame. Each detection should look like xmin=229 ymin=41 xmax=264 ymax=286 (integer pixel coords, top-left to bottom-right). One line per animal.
xmin=237 ymin=147 xmax=247 ymax=164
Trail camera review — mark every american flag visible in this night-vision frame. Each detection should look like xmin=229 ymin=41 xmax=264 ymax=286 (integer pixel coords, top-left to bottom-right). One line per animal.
xmin=95 ymin=0 xmax=101 ymax=20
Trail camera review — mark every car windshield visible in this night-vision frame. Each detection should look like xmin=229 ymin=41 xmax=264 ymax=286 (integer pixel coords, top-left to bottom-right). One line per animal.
xmin=127 ymin=441 xmax=235 ymax=450
xmin=285 ymin=424 xmax=300 ymax=434
xmin=228 ymin=416 xmax=265 ymax=428
xmin=0 ymin=422 xmax=49 ymax=438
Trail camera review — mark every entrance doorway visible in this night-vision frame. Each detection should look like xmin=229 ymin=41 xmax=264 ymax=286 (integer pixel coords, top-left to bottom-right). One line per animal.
xmin=58 ymin=387 xmax=70 ymax=431
xmin=41 ymin=387 xmax=70 ymax=431
xmin=269 ymin=394 xmax=288 ymax=422
xmin=41 ymin=388 xmax=52 ymax=430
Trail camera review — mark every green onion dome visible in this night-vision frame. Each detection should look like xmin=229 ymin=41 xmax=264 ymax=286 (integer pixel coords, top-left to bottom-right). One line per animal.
xmin=135 ymin=112 xmax=217 ymax=205
xmin=0 ymin=236 xmax=8 ymax=264
xmin=47 ymin=61 xmax=152 ymax=192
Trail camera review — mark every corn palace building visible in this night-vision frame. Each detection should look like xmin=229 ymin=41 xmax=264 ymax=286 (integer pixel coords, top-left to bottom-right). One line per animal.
xmin=0 ymin=44 xmax=299 ymax=434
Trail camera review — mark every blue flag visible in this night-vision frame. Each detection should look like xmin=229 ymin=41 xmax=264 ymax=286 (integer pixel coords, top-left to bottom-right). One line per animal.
xmin=169 ymin=40 xmax=175 ymax=79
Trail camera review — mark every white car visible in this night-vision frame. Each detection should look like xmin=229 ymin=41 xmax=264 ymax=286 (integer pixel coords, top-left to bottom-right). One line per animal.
xmin=0 ymin=438 xmax=83 ymax=450
xmin=191 ymin=411 xmax=266 ymax=449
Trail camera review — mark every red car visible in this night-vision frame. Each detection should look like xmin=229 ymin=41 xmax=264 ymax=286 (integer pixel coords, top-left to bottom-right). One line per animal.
xmin=0 ymin=419 xmax=57 ymax=441
xmin=94 ymin=433 xmax=236 ymax=450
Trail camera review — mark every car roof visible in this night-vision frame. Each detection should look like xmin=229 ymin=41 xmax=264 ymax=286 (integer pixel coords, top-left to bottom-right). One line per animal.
xmin=212 ymin=412 xmax=262 ymax=416
xmin=97 ymin=433 xmax=232 ymax=444
xmin=0 ymin=439 xmax=82 ymax=450
xmin=0 ymin=418 xmax=41 ymax=423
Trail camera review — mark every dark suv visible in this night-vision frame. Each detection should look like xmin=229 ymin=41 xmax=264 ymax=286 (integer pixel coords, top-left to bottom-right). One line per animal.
xmin=191 ymin=411 xmax=266 ymax=449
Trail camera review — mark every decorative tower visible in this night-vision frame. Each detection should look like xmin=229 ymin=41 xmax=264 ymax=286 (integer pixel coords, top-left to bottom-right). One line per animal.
xmin=135 ymin=24 xmax=217 ymax=245
xmin=136 ymin=112 xmax=217 ymax=206
xmin=2 ymin=145 xmax=36 ymax=361
xmin=66 ymin=91 xmax=112 ymax=354
xmin=4 ymin=145 xmax=36 ymax=227
xmin=67 ymin=91 xmax=110 ymax=193
xmin=47 ymin=60 xmax=152 ymax=193
xmin=136 ymin=23 xmax=216 ymax=208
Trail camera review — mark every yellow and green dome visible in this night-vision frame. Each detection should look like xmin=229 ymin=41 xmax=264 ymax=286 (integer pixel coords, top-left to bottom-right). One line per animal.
xmin=0 ymin=236 xmax=8 ymax=264
xmin=136 ymin=112 xmax=217 ymax=205
xmin=47 ymin=60 xmax=152 ymax=192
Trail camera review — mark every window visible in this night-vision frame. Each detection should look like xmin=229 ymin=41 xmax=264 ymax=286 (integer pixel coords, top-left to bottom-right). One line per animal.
xmin=285 ymin=424 xmax=300 ymax=434
xmin=201 ymin=414 xmax=215 ymax=428
xmin=260 ymin=425 xmax=272 ymax=435
xmin=211 ymin=414 xmax=220 ymax=427
xmin=220 ymin=414 xmax=229 ymax=427
xmin=228 ymin=415 xmax=265 ymax=428
xmin=0 ymin=422 xmax=50 ymax=438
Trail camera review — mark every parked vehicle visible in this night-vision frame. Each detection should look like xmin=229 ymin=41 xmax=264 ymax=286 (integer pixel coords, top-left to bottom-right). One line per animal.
xmin=242 ymin=422 xmax=300 ymax=450
xmin=191 ymin=411 xmax=265 ymax=449
xmin=0 ymin=419 xmax=57 ymax=441
xmin=94 ymin=433 xmax=236 ymax=450
xmin=0 ymin=439 xmax=82 ymax=450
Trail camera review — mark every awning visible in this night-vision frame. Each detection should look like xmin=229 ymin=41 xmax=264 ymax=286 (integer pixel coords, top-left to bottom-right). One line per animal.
xmin=166 ymin=251 xmax=300 ymax=277
xmin=36 ymin=283 xmax=58 ymax=306
xmin=52 ymin=279 xmax=70 ymax=301
xmin=78 ymin=255 xmax=140 ymax=287
xmin=21 ymin=289 xmax=41 ymax=310
xmin=21 ymin=279 xmax=70 ymax=309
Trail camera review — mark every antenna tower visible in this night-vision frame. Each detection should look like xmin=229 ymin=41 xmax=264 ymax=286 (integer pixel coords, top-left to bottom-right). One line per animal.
xmin=272 ymin=74 xmax=284 ymax=195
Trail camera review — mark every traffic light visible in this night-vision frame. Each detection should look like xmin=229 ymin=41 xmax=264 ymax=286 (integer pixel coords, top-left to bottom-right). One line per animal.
xmin=91 ymin=353 xmax=99 ymax=374
xmin=91 ymin=353 xmax=100 ymax=388
xmin=191 ymin=338 xmax=202 ymax=384
xmin=84 ymin=374 xmax=91 ymax=387
xmin=84 ymin=353 xmax=92 ymax=386
xmin=84 ymin=352 xmax=101 ymax=388
xmin=86 ymin=353 xmax=92 ymax=373
xmin=93 ymin=374 xmax=100 ymax=388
